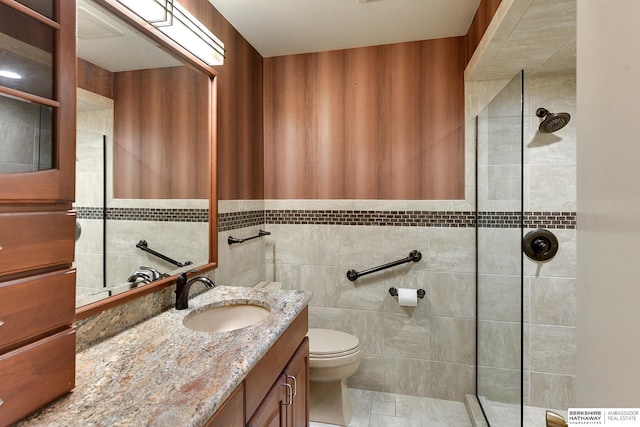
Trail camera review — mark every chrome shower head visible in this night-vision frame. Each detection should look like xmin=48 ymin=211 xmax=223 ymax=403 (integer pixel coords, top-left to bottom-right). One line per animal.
xmin=536 ymin=108 xmax=571 ymax=133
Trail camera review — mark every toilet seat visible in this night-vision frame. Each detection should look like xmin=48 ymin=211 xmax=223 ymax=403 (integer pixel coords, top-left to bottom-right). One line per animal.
xmin=308 ymin=328 xmax=360 ymax=359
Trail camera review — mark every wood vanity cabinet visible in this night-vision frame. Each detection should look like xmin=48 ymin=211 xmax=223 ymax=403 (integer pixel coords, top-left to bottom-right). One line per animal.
xmin=0 ymin=1 xmax=77 ymax=425
xmin=206 ymin=308 xmax=309 ymax=427
xmin=248 ymin=338 xmax=309 ymax=427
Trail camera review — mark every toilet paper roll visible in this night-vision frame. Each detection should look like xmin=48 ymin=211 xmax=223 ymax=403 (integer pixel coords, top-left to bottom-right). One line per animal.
xmin=397 ymin=288 xmax=418 ymax=307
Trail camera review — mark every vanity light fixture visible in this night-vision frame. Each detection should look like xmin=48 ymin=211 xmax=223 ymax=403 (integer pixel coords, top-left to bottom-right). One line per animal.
xmin=116 ymin=0 xmax=225 ymax=65
xmin=0 ymin=70 xmax=22 ymax=79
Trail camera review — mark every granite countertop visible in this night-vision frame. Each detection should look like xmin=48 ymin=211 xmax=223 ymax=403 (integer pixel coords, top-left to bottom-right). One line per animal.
xmin=20 ymin=285 xmax=312 ymax=427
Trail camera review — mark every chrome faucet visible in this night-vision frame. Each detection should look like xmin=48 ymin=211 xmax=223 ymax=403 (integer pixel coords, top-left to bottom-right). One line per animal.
xmin=175 ymin=273 xmax=215 ymax=310
xmin=127 ymin=271 xmax=151 ymax=288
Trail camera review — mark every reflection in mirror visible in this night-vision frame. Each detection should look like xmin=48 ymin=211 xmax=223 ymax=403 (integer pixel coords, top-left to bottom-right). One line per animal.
xmin=74 ymin=0 xmax=210 ymax=307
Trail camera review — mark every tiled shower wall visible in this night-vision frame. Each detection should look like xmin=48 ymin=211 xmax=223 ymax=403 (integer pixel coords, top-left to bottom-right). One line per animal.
xmin=523 ymin=73 xmax=576 ymax=410
xmin=471 ymin=72 xmax=577 ymax=410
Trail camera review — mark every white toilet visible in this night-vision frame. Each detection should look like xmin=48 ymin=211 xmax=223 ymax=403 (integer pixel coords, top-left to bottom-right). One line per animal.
xmin=307 ymin=328 xmax=361 ymax=426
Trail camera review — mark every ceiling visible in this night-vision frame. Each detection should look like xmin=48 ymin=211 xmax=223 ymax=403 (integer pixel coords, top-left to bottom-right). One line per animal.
xmin=77 ymin=0 xmax=181 ymax=72
xmin=207 ymin=0 xmax=482 ymax=58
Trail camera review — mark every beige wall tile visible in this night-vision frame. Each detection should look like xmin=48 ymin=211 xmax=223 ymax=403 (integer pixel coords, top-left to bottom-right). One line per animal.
xmin=529 ymin=372 xmax=575 ymax=410
xmin=342 ymin=309 xmax=384 ymax=355
xmin=530 ymin=277 xmax=576 ymax=326
xmin=477 ymin=320 xmax=521 ymax=369
xmin=383 ymin=357 xmax=432 ymax=397
xmin=431 ymin=317 xmax=475 ymax=365
xmin=429 ymin=361 xmax=475 ymax=401
xmin=383 ymin=312 xmax=431 ymax=359
xmin=529 ymin=325 xmax=576 ymax=375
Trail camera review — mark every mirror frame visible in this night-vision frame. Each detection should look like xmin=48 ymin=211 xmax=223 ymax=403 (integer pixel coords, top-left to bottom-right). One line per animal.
xmin=75 ymin=0 xmax=218 ymax=320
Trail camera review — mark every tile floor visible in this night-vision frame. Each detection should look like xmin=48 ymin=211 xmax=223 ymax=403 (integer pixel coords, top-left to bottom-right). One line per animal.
xmin=309 ymin=388 xmax=473 ymax=427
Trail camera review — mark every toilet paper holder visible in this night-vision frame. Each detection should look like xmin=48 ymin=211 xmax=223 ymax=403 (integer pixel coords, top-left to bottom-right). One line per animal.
xmin=389 ymin=287 xmax=425 ymax=299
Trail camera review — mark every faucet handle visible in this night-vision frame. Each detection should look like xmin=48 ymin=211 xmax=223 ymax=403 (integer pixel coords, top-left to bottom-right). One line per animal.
xmin=139 ymin=266 xmax=163 ymax=281
xmin=128 ymin=272 xmax=151 ymax=288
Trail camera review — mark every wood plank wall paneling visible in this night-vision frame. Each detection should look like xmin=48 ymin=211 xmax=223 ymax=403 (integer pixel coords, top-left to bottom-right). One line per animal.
xmin=264 ymin=37 xmax=466 ymax=200
xmin=345 ymin=47 xmax=378 ymax=199
xmin=466 ymin=0 xmax=502 ymax=64
xmin=138 ymin=0 xmax=476 ymax=201
xmin=77 ymin=58 xmax=113 ymax=99
xmin=263 ymin=54 xmax=308 ymax=198
xmin=180 ymin=0 xmax=264 ymax=201
xmin=112 ymin=66 xmax=209 ymax=199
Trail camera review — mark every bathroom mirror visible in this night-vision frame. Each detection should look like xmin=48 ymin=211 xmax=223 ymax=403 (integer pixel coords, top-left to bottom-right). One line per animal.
xmin=74 ymin=0 xmax=217 ymax=316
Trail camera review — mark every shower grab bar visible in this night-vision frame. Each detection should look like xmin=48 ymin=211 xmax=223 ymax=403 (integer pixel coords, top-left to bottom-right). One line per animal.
xmin=346 ymin=250 xmax=422 ymax=281
xmin=228 ymin=229 xmax=271 ymax=245
xmin=136 ymin=240 xmax=192 ymax=268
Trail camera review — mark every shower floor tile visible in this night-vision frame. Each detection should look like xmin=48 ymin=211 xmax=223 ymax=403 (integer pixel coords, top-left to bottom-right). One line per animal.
xmin=309 ymin=388 xmax=473 ymax=427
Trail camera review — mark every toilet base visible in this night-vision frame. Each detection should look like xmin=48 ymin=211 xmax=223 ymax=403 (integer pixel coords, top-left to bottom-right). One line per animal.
xmin=309 ymin=378 xmax=352 ymax=426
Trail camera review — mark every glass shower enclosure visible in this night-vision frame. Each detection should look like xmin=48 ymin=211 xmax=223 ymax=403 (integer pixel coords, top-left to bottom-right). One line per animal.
xmin=476 ymin=71 xmax=524 ymax=426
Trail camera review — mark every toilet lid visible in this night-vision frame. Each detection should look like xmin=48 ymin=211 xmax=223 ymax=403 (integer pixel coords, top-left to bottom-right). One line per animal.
xmin=307 ymin=328 xmax=360 ymax=357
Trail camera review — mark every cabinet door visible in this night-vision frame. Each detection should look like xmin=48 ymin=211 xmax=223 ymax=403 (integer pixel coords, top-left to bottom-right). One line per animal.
xmin=0 ymin=0 xmax=76 ymax=202
xmin=247 ymin=373 xmax=286 ymax=427
xmin=0 ymin=328 xmax=75 ymax=426
xmin=284 ymin=337 xmax=309 ymax=427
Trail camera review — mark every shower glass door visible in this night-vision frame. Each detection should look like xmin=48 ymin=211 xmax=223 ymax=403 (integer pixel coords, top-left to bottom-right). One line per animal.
xmin=476 ymin=71 xmax=524 ymax=427
xmin=74 ymin=130 xmax=108 ymax=305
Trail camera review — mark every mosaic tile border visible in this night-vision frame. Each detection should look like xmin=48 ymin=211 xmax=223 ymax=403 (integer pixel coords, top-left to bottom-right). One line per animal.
xmin=218 ymin=210 xmax=265 ymax=232
xmin=266 ymin=209 xmax=476 ymax=227
xmin=264 ymin=210 xmax=576 ymax=229
xmin=479 ymin=212 xmax=576 ymax=229
xmin=76 ymin=207 xmax=577 ymax=230
xmin=524 ymin=211 xmax=576 ymax=229
xmin=76 ymin=207 xmax=209 ymax=222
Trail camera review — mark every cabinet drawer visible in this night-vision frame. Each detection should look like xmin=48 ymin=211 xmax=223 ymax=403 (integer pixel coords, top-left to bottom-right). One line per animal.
xmin=0 ymin=269 xmax=76 ymax=351
xmin=0 ymin=211 xmax=75 ymax=276
xmin=0 ymin=328 xmax=76 ymax=426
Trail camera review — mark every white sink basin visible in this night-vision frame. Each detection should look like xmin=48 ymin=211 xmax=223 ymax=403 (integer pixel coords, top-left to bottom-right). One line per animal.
xmin=183 ymin=300 xmax=271 ymax=333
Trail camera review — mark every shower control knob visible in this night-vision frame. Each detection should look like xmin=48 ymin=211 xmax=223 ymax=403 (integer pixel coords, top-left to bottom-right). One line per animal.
xmin=532 ymin=237 xmax=549 ymax=254
xmin=523 ymin=229 xmax=558 ymax=261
